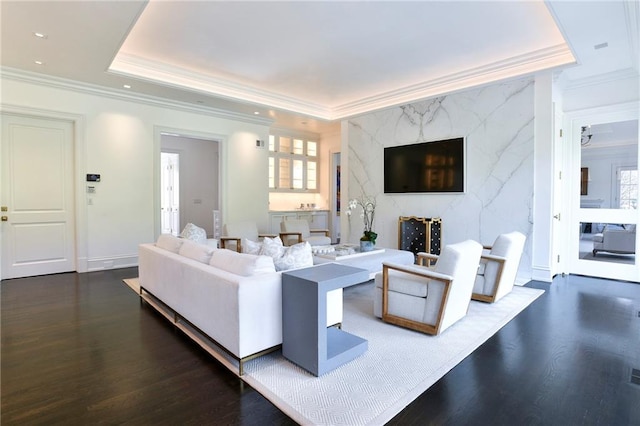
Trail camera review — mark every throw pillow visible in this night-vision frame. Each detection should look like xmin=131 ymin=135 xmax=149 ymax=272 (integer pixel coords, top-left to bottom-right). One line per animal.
xmin=179 ymin=240 xmax=216 ymax=264
xmin=180 ymin=223 xmax=207 ymax=244
xmin=209 ymin=249 xmax=276 ymax=276
xmin=156 ymin=234 xmax=184 ymax=253
xmin=274 ymin=241 xmax=313 ymax=271
xmin=242 ymin=238 xmax=262 ymax=255
xmin=260 ymin=236 xmax=285 ymax=260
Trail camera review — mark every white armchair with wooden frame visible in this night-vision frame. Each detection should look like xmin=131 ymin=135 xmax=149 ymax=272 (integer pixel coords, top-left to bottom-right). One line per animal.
xmin=220 ymin=221 xmax=276 ymax=253
xmin=279 ymin=219 xmax=331 ymax=246
xmin=374 ymin=240 xmax=483 ymax=335
xmin=472 ymin=231 xmax=526 ymax=303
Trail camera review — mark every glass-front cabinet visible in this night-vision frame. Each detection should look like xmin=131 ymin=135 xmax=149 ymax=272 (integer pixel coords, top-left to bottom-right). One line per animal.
xmin=269 ymin=133 xmax=318 ymax=192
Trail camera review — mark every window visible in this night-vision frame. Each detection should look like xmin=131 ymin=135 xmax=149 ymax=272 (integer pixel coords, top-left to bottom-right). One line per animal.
xmin=269 ymin=132 xmax=319 ymax=192
xmin=618 ymin=166 xmax=638 ymax=209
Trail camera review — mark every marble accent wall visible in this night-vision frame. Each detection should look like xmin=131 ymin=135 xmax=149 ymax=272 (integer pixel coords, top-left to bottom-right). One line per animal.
xmin=346 ymin=77 xmax=534 ymax=279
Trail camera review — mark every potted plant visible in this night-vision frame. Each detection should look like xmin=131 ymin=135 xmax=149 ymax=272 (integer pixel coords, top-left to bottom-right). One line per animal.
xmin=347 ymin=195 xmax=377 ymax=251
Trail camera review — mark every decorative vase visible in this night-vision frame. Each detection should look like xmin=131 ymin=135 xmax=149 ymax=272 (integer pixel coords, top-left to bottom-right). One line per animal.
xmin=360 ymin=240 xmax=375 ymax=252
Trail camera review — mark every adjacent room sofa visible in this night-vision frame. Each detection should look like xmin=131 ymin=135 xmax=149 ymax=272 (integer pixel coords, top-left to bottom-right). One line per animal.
xmin=592 ymin=224 xmax=636 ymax=256
xmin=138 ymin=234 xmax=342 ymax=375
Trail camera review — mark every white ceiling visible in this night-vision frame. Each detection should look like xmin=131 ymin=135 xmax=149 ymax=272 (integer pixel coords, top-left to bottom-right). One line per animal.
xmin=1 ymin=1 xmax=638 ymax=133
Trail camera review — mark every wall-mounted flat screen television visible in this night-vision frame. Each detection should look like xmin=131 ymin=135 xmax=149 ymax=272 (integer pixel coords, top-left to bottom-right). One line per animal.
xmin=384 ymin=137 xmax=465 ymax=193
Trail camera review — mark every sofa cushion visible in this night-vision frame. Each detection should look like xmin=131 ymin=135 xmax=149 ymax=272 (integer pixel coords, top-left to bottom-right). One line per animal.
xmin=180 ymin=222 xmax=207 ymax=244
xmin=259 ymin=236 xmax=285 ymax=260
xmin=242 ymin=238 xmax=262 ymax=255
xmin=273 ymin=241 xmax=313 ymax=271
xmin=179 ymin=240 xmax=216 ymax=263
xmin=209 ymin=249 xmax=276 ymax=276
xmin=156 ymin=234 xmax=184 ymax=253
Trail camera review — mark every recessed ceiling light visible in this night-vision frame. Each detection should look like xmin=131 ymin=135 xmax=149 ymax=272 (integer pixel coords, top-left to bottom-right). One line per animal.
xmin=33 ymin=32 xmax=47 ymax=39
xmin=123 ymin=84 xmax=131 ymax=89
xmin=34 ymin=60 xmax=44 ymax=65
xmin=254 ymin=111 xmax=260 ymax=115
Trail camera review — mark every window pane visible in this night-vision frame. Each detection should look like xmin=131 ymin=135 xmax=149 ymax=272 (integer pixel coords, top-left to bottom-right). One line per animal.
xmin=279 ymin=158 xmax=291 ymax=188
xmin=307 ymin=141 xmax=317 ymax=157
xmin=268 ymin=135 xmax=275 ymax=152
xmin=293 ymin=139 xmax=304 ymax=155
xmin=307 ymin=160 xmax=317 ymax=190
xmin=279 ymin=137 xmax=291 ymax=153
xmin=292 ymin=159 xmax=304 ymax=189
xmin=268 ymin=156 xmax=275 ymax=188
xmin=619 ymin=169 xmax=638 ymax=209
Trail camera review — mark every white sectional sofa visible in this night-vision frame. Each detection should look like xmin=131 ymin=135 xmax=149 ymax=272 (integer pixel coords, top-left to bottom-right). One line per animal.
xmin=138 ymin=234 xmax=342 ymax=375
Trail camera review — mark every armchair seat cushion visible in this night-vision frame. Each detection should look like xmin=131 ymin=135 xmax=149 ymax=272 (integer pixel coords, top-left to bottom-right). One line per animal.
xmin=376 ymin=266 xmax=429 ymax=297
xmin=305 ymin=235 xmax=332 ymax=246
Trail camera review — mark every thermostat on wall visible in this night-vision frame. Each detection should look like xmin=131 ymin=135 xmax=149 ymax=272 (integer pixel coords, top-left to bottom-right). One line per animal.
xmin=86 ymin=174 xmax=101 ymax=182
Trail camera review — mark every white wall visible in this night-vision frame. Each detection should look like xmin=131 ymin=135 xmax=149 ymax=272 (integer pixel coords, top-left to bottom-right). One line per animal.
xmin=343 ymin=77 xmax=537 ymax=282
xmin=1 ymin=75 xmax=271 ymax=271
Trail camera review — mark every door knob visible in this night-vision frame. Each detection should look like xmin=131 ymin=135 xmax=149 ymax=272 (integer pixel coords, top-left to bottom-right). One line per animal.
xmin=1 ymin=216 xmax=8 ymax=222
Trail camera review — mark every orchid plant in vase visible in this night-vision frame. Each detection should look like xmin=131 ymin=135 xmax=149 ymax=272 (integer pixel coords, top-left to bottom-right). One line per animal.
xmin=346 ymin=195 xmax=377 ymax=247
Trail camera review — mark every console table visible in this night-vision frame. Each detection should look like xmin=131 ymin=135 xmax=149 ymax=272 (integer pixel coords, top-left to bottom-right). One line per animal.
xmin=282 ymin=263 xmax=369 ymax=376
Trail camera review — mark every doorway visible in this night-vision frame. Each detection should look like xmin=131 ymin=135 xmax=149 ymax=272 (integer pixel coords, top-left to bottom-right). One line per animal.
xmin=158 ymin=132 xmax=220 ymax=239
xmin=160 ymin=152 xmax=180 ymax=235
xmin=568 ymin=106 xmax=639 ymax=282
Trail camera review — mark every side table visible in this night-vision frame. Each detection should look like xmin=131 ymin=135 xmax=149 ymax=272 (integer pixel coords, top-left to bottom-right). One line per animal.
xmin=282 ymin=263 xmax=369 ymax=376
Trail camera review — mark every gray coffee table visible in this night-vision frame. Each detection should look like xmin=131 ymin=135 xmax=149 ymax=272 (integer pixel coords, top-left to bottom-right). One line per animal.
xmin=282 ymin=263 xmax=369 ymax=376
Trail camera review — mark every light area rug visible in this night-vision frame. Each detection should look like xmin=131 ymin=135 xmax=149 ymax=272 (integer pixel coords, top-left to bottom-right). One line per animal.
xmin=122 ymin=277 xmax=543 ymax=425
xmin=242 ymin=283 xmax=544 ymax=426
xmin=123 ymin=277 xmax=140 ymax=293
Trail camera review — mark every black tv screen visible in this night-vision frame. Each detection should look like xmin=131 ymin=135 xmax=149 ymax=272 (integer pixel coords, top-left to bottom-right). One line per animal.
xmin=384 ymin=137 xmax=465 ymax=193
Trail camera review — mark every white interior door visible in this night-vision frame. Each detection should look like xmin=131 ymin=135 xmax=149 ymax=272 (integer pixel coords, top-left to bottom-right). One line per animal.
xmin=551 ymin=104 xmax=567 ymax=276
xmin=568 ymin=107 xmax=639 ymax=282
xmin=1 ymin=114 xmax=76 ymax=279
xmin=160 ymin=152 xmax=180 ymax=235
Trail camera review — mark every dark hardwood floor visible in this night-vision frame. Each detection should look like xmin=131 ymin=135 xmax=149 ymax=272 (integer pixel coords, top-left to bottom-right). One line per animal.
xmin=2 ymin=268 xmax=639 ymax=425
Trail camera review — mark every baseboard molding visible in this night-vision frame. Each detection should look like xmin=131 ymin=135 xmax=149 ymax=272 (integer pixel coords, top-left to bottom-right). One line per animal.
xmin=87 ymin=254 xmax=137 ymax=272
xmin=531 ymin=266 xmax=553 ymax=283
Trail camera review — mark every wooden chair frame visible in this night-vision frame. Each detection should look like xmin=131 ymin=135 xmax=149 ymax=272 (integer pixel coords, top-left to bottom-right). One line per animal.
xmin=279 ymin=229 xmax=330 ymax=246
xmin=471 ymin=247 xmax=507 ymax=303
xmin=380 ymin=257 xmax=454 ymax=335
xmin=220 ymin=233 xmax=277 ymax=253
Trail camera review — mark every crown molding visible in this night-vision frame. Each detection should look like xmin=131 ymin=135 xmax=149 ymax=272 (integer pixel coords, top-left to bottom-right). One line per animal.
xmin=332 ymin=44 xmax=575 ymax=119
xmin=0 ymin=67 xmax=274 ymax=127
xmin=109 ymin=54 xmax=333 ymax=120
xmin=111 ymin=44 xmax=574 ymax=122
